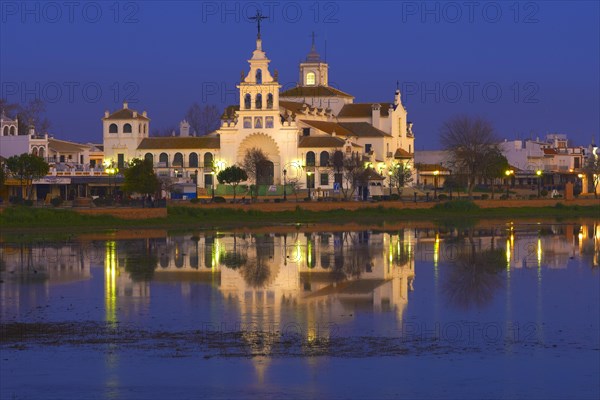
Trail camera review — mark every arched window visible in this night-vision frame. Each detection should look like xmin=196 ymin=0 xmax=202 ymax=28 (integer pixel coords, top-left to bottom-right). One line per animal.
xmin=267 ymin=93 xmax=273 ymax=109
xmin=10 ymin=126 xmax=16 ymax=135
xmin=109 ymin=123 xmax=118 ymax=133
xmin=254 ymin=117 xmax=262 ymax=129
xmin=332 ymin=151 xmax=344 ymax=168
xmin=189 ymin=153 xmax=199 ymax=168
xmin=306 ymin=151 xmax=316 ymax=167
xmin=159 ymin=152 xmax=169 ymax=167
xmin=204 ymin=152 xmax=213 ymax=168
xmin=32 ymin=147 xmax=38 ymax=156
xmin=256 ymin=69 xmax=262 ymax=84
xmin=2 ymin=126 xmax=8 ymax=136
xmin=38 ymin=147 xmax=44 ymax=158
xmin=244 ymin=94 xmax=251 ymax=109
xmin=320 ymin=151 xmax=330 ymax=167
xmin=138 ymin=123 xmax=142 ymax=133
xmin=306 ymin=72 xmax=316 ymax=85
xmin=173 ymin=152 xmax=183 ymax=167
xmin=255 ymin=93 xmax=262 ymax=109
xmin=144 ymin=153 xmax=153 ymax=164
xmin=123 ymin=123 xmax=132 ymax=133
xmin=144 ymin=124 xmax=147 ymax=134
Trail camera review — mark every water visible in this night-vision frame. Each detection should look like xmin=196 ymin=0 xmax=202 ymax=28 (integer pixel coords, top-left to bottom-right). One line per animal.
xmin=1 ymin=220 xmax=599 ymax=399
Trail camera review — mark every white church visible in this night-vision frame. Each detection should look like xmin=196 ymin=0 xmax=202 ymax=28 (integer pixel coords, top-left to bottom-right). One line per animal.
xmin=102 ymin=25 xmax=415 ymax=197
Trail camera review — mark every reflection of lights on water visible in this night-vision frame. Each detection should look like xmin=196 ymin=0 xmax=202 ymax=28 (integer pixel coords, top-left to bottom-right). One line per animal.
xmin=105 ymin=241 xmax=117 ymax=325
xmin=212 ymin=239 xmax=221 ymax=269
xmin=537 ymin=238 xmax=542 ymax=268
xmin=506 ymin=238 xmax=511 ymax=271
xmin=433 ymin=234 xmax=439 ymax=271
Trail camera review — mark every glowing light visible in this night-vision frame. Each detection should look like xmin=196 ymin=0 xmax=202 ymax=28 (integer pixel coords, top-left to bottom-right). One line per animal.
xmin=433 ymin=234 xmax=439 ymax=268
xmin=537 ymin=238 xmax=542 ymax=267
xmin=506 ymin=238 xmax=511 ymax=269
xmin=105 ymin=241 xmax=117 ymax=325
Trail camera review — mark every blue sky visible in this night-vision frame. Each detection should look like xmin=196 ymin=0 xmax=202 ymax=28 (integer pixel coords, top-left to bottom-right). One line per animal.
xmin=1 ymin=1 xmax=598 ymax=148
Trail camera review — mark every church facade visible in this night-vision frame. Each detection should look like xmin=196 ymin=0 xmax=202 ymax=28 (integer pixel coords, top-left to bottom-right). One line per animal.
xmin=102 ymin=29 xmax=415 ymax=197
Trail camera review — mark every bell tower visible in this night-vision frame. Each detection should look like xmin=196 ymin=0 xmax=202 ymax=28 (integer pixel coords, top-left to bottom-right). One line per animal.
xmin=236 ymin=11 xmax=281 ymax=130
xmin=299 ymin=32 xmax=328 ymax=87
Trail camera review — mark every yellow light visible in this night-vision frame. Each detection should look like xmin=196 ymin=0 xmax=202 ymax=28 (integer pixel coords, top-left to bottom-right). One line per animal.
xmin=578 ymin=174 xmax=583 ymax=178
xmin=307 ymin=171 xmax=312 ymax=176
xmin=506 ymin=238 xmax=511 ymax=269
xmin=537 ymin=238 xmax=542 ymax=267
xmin=433 ymin=234 xmax=439 ymax=267
xmin=388 ymin=171 xmax=393 ymax=176
xmin=536 ymin=170 xmax=542 ymax=176
xmin=433 ymin=170 xmax=439 ymax=176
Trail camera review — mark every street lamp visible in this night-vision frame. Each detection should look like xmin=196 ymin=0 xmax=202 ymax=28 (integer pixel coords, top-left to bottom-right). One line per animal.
xmin=306 ymin=171 xmax=313 ymax=200
xmin=433 ymin=170 xmax=439 ymax=200
xmin=505 ymin=169 xmax=514 ymax=198
xmin=283 ymin=169 xmax=287 ymax=201
xmin=536 ymin=170 xmax=542 ymax=197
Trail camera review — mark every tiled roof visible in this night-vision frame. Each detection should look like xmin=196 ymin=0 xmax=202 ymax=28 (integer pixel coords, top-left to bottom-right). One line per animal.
xmin=48 ymin=138 xmax=89 ymax=153
xmin=137 ymin=136 xmax=220 ymax=150
xmin=279 ymin=101 xmax=307 ymax=115
xmin=394 ymin=148 xmax=413 ymax=159
xmin=339 ymin=122 xmax=392 ymax=138
xmin=298 ymin=136 xmax=346 ymax=148
xmin=361 ymin=168 xmax=385 ymax=180
xmin=104 ymin=108 xmax=149 ymax=121
xmin=543 ymin=148 xmax=558 ymax=155
xmin=416 ymin=163 xmax=450 ymax=172
xmin=300 ymin=120 xmax=354 ymax=136
xmin=338 ymin=103 xmax=394 ymax=118
xmin=280 ymin=85 xmax=354 ymax=99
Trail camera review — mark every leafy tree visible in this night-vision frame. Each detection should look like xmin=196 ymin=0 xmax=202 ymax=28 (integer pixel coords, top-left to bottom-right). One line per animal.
xmin=242 ymin=148 xmax=269 ymax=199
xmin=390 ymin=162 xmax=413 ymax=195
xmin=123 ymin=158 xmax=160 ymax=196
xmin=217 ymin=165 xmax=248 ymax=200
xmin=481 ymin=148 xmax=510 ymax=199
xmin=440 ymin=115 xmax=500 ymax=198
xmin=583 ymin=155 xmax=600 ymax=198
xmin=185 ymin=103 xmax=221 ymax=136
xmin=6 ymin=153 xmax=49 ymax=200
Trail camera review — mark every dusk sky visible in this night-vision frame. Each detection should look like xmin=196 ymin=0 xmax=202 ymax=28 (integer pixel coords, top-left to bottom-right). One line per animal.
xmin=1 ymin=1 xmax=598 ymax=148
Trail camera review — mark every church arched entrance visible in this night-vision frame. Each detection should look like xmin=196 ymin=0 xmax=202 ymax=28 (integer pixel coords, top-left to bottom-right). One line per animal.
xmin=257 ymin=160 xmax=274 ymax=185
xmin=237 ymin=133 xmax=281 ymax=183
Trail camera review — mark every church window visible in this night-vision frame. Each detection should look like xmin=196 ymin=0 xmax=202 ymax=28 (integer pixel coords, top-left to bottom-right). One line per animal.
xmin=306 ymin=72 xmax=316 ymax=86
xmin=320 ymin=151 xmax=330 ymax=166
xmin=255 ymin=93 xmax=262 ymax=109
xmin=109 ymin=123 xmax=118 ymax=134
xmin=159 ymin=152 xmax=169 ymax=167
xmin=267 ymin=93 xmax=273 ymax=109
xmin=173 ymin=152 xmax=183 ymax=167
xmin=204 ymin=152 xmax=213 ymax=168
xmin=32 ymin=148 xmax=38 ymax=156
xmin=243 ymin=117 xmax=252 ymax=128
xmin=254 ymin=117 xmax=263 ymax=129
xmin=145 ymin=153 xmax=153 ymax=164
xmin=244 ymin=94 xmax=251 ymax=109
xmin=139 ymin=123 xmax=142 ymax=133
xmin=256 ymin=69 xmax=262 ymax=84
xmin=320 ymin=173 xmax=329 ymax=186
xmin=124 ymin=123 xmax=132 ymax=133
xmin=39 ymin=147 xmax=44 ymax=158
xmin=144 ymin=124 xmax=147 ymax=134
xmin=10 ymin=126 xmax=16 ymax=135
xmin=265 ymin=116 xmax=274 ymax=128
xmin=189 ymin=153 xmax=199 ymax=168
xmin=306 ymin=151 xmax=316 ymax=167
xmin=2 ymin=126 xmax=8 ymax=136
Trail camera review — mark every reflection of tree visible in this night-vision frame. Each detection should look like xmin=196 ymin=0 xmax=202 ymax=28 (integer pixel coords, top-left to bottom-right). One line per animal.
xmin=442 ymin=244 xmax=505 ymax=310
xmin=239 ymin=235 xmax=274 ymax=288
xmin=123 ymin=240 xmax=158 ymax=282
xmin=331 ymin=232 xmax=372 ymax=281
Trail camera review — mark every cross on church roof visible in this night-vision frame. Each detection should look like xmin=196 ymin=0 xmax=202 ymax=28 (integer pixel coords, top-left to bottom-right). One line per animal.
xmin=249 ymin=10 xmax=268 ymax=39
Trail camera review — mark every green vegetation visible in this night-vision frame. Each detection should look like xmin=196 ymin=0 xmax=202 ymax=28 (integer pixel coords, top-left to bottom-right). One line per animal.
xmin=1 ymin=201 xmax=598 ymax=232
xmin=217 ymin=166 xmax=248 ymax=200
xmin=123 ymin=158 xmax=160 ymax=196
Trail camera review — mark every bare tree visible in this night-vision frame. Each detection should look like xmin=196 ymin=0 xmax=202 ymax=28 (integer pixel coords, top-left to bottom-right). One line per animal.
xmin=390 ymin=162 xmax=413 ymax=195
xmin=339 ymin=153 xmax=366 ymax=200
xmin=185 ymin=103 xmax=221 ymax=136
xmin=242 ymin=148 xmax=269 ymax=199
xmin=1 ymin=99 xmax=51 ymax=135
xmin=440 ymin=115 xmax=499 ymax=198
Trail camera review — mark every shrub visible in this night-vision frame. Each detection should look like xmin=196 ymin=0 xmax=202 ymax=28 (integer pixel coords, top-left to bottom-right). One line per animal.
xmin=390 ymin=193 xmax=400 ymax=201
xmin=23 ymin=199 xmax=34 ymax=207
xmin=438 ymin=194 xmax=448 ymax=201
xmin=433 ymin=199 xmax=480 ymax=212
xmin=50 ymin=197 xmax=63 ymax=207
xmin=190 ymin=198 xmax=199 ymax=204
xmin=529 ymin=194 xmax=537 ymax=200
xmin=480 ymin=194 xmax=489 ymax=200
xmin=303 ymin=197 xmax=311 ymax=202
xmin=500 ymin=194 xmax=509 ymax=200
xmin=540 ymin=189 xmax=548 ymax=197
xmin=212 ymin=196 xmax=226 ymax=203
xmin=371 ymin=195 xmax=381 ymax=201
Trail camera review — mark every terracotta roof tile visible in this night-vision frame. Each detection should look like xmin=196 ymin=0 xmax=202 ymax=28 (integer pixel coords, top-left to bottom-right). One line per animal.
xmin=298 ymin=136 xmax=346 ymax=148
xmin=280 ymin=85 xmax=354 ymax=99
xmin=137 ymin=137 xmax=220 ymax=150
xmin=48 ymin=138 xmax=89 ymax=153
xmin=338 ymin=103 xmax=394 ymax=118
xmin=394 ymin=148 xmax=413 ymax=159
xmin=338 ymin=122 xmax=392 ymax=138
xmin=104 ymin=108 xmax=149 ymax=121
